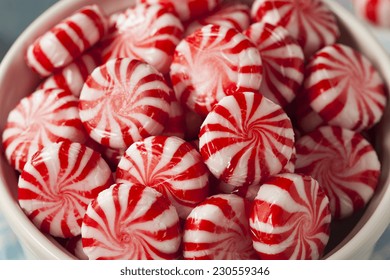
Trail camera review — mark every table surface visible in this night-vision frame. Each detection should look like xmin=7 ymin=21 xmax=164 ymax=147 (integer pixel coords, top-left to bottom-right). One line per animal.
xmin=0 ymin=0 xmax=390 ymax=260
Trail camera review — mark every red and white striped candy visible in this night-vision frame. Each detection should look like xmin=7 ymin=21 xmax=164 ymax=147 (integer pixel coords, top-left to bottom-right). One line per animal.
xmin=79 ymin=58 xmax=171 ymax=149
xmin=100 ymin=4 xmax=184 ymax=74
xmin=295 ymin=126 xmax=381 ymax=219
xmin=137 ymin=0 xmax=223 ymax=21
xmin=251 ymin=0 xmax=340 ymax=58
xmin=38 ymin=50 xmax=101 ymax=97
xmin=26 ymin=5 xmax=107 ymax=77
xmin=303 ymin=43 xmax=387 ymax=132
xmin=250 ymin=173 xmax=331 ymax=260
xmin=216 ymin=146 xmax=295 ymax=201
xmin=199 ymin=91 xmax=295 ymax=187
xmin=184 ymin=3 xmax=251 ymax=36
xmin=81 ymin=183 xmax=181 ymax=260
xmin=353 ymin=0 xmax=390 ymax=27
xmin=2 ymin=88 xmax=87 ymax=172
xmin=171 ymin=24 xmax=263 ymax=117
xmin=244 ymin=22 xmax=304 ymax=107
xmin=18 ymin=141 xmax=114 ymax=238
xmin=116 ymin=136 xmax=209 ymax=219
xmin=183 ymin=194 xmax=257 ymax=259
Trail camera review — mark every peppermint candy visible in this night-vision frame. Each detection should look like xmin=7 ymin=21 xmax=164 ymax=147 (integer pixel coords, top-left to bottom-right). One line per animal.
xmin=116 ymin=136 xmax=209 ymax=219
xmin=353 ymin=0 xmax=390 ymax=27
xmin=244 ymin=22 xmax=304 ymax=107
xmin=199 ymin=91 xmax=295 ymax=187
xmin=171 ymin=24 xmax=262 ymax=117
xmin=183 ymin=194 xmax=257 ymax=259
xmin=38 ymin=50 xmax=101 ymax=97
xmin=295 ymin=126 xmax=381 ymax=219
xmin=26 ymin=5 xmax=107 ymax=77
xmin=79 ymin=58 xmax=171 ymax=149
xmin=303 ymin=43 xmax=387 ymax=132
xmin=18 ymin=141 xmax=113 ymax=238
xmin=185 ymin=2 xmax=251 ymax=36
xmin=137 ymin=0 xmax=223 ymax=21
xmin=251 ymin=0 xmax=340 ymax=58
xmin=81 ymin=183 xmax=181 ymax=260
xmin=2 ymin=88 xmax=87 ymax=172
xmin=100 ymin=4 xmax=184 ymax=74
xmin=250 ymin=173 xmax=331 ymax=260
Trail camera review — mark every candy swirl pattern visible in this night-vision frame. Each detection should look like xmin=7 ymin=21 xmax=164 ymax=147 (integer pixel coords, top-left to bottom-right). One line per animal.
xmin=81 ymin=184 xmax=181 ymax=260
xmin=295 ymin=125 xmax=381 ymax=219
xmin=251 ymin=0 xmax=340 ymax=58
xmin=137 ymin=0 xmax=222 ymax=21
xmin=244 ymin=22 xmax=304 ymax=107
xmin=79 ymin=58 xmax=171 ymax=149
xmin=353 ymin=0 xmax=390 ymax=28
xmin=101 ymin=4 xmax=184 ymax=74
xmin=26 ymin=5 xmax=107 ymax=77
xmin=199 ymin=91 xmax=295 ymax=187
xmin=183 ymin=194 xmax=257 ymax=259
xmin=18 ymin=141 xmax=114 ymax=238
xmin=2 ymin=88 xmax=87 ymax=172
xmin=303 ymin=43 xmax=387 ymax=132
xmin=170 ymin=24 xmax=262 ymax=117
xmin=250 ymin=173 xmax=331 ymax=260
xmin=116 ymin=136 xmax=209 ymax=219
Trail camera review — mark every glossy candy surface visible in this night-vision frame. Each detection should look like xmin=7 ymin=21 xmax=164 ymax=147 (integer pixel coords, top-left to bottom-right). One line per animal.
xmin=79 ymin=58 xmax=171 ymax=149
xmin=2 ymin=88 xmax=87 ymax=172
xmin=26 ymin=5 xmax=107 ymax=76
xmin=183 ymin=194 xmax=257 ymax=259
xmin=170 ymin=24 xmax=262 ymax=117
xmin=295 ymin=125 xmax=381 ymax=219
xmin=81 ymin=183 xmax=181 ymax=259
xmin=199 ymin=91 xmax=295 ymax=187
xmin=116 ymin=136 xmax=209 ymax=219
xmin=250 ymin=173 xmax=331 ymax=260
xmin=18 ymin=141 xmax=113 ymax=238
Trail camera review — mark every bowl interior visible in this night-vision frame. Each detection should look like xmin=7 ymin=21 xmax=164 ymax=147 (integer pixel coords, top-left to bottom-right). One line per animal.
xmin=1 ymin=0 xmax=390 ymax=259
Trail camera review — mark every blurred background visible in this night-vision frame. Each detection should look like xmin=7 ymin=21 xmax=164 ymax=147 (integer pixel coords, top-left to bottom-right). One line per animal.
xmin=0 ymin=0 xmax=389 ymax=259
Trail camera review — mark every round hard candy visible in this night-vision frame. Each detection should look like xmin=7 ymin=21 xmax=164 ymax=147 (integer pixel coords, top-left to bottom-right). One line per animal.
xmin=199 ymin=91 xmax=295 ymax=187
xmin=79 ymin=58 xmax=171 ymax=149
xmin=183 ymin=194 xmax=257 ymax=259
xmin=251 ymin=0 xmax=340 ymax=58
xmin=26 ymin=5 xmax=107 ymax=77
xmin=295 ymin=125 xmax=381 ymax=219
xmin=137 ymin=0 xmax=223 ymax=21
xmin=18 ymin=141 xmax=114 ymax=238
xmin=353 ymin=0 xmax=390 ymax=27
xmin=244 ymin=22 xmax=304 ymax=107
xmin=2 ymin=88 xmax=87 ymax=172
xmin=38 ymin=50 xmax=101 ymax=97
xmin=250 ymin=173 xmax=331 ymax=260
xmin=303 ymin=43 xmax=387 ymax=132
xmin=116 ymin=136 xmax=209 ymax=219
xmin=170 ymin=24 xmax=262 ymax=117
xmin=81 ymin=183 xmax=181 ymax=260
xmin=100 ymin=4 xmax=184 ymax=74
xmin=185 ymin=2 xmax=251 ymax=36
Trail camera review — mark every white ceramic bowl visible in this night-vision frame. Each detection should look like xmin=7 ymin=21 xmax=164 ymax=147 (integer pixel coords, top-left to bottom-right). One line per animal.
xmin=1 ymin=0 xmax=390 ymax=260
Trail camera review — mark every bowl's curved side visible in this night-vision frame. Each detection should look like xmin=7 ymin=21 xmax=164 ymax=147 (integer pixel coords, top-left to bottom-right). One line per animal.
xmin=323 ymin=0 xmax=390 ymax=259
xmin=0 ymin=0 xmax=390 ymax=260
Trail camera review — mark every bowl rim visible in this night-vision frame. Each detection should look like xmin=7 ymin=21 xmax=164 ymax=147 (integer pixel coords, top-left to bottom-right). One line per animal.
xmin=0 ymin=0 xmax=390 ymax=260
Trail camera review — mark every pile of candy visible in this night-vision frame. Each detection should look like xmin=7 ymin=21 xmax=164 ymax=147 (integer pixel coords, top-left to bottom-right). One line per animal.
xmin=2 ymin=0 xmax=387 ymax=260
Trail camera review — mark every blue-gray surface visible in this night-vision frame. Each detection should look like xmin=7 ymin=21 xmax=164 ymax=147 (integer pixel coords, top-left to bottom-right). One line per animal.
xmin=0 ymin=0 xmax=389 ymax=260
